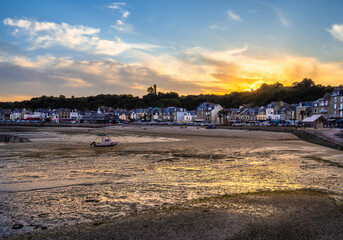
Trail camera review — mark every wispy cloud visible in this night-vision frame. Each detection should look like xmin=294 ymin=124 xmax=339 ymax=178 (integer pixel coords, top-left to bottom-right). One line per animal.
xmin=108 ymin=2 xmax=133 ymax=33
xmin=111 ymin=20 xmax=134 ymax=33
xmin=227 ymin=10 xmax=243 ymax=22
xmin=208 ymin=24 xmax=227 ymax=31
xmin=3 ymin=18 xmax=153 ymax=55
xmin=262 ymin=2 xmax=290 ymax=26
xmin=327 ymin=24 xmax=343 ymax=41
xmin=108 ymin=2 xmax=129 ymax=19
xmin=122 ymin=11 xmax=130 ymax=19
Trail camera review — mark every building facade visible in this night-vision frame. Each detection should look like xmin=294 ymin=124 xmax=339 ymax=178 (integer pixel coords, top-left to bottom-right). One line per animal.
xmin=328 ymin=87 xmax=343 ymax=119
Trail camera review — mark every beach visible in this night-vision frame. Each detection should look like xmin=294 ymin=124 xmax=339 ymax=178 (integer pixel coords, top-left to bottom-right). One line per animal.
xmin=1 ymin=126 xmax=343 ymax=239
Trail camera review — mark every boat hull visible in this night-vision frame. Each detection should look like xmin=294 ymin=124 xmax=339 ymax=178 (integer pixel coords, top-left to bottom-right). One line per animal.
xmin=92 ymin=142 xmax=117 ymax=147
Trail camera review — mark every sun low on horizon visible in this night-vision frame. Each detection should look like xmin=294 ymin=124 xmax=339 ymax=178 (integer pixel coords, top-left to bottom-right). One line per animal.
xmin=0 ymin=0 xmax=343 ymax=102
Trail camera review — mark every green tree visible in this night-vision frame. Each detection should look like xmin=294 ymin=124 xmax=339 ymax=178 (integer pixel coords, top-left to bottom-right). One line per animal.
xmin=292 ymin=78 xmax=315 ymax=88
xmin=0 ymin=79 xmax=335 ymax=111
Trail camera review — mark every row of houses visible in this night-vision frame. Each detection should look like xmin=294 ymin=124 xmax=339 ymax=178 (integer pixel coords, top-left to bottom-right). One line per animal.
xmin=0 ymin=108 xmax=81 ymax=123
xmin=227 ymin=86 xmax=343 ymax=123
xmin=1 ymin=86 xmax=342 ymax=125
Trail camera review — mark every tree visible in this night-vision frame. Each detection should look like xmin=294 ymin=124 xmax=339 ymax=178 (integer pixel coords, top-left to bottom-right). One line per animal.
xmin=217 ymin=111 xmax=223 ymax=125
xmin=292 ymin=78 xmax=315 ymax=88
xmin=158 ymin=91 xmax=179 ymax=98
xmin=0 ymin=79 xmax=335 ymax=111
xmin=147 ymin=84 xmax=157 ymax=95
xmin=219 ymin=109 xmax=229 ymax=125
xmin=299 ymin=110 xmax=306 ymax=120
xmin=142 ymin=112 xmax=147 ymax=122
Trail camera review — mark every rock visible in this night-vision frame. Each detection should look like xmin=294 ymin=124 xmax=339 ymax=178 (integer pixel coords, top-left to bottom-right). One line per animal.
xmin=12 ymin=223 xmax=24 ymax=229
xmin=93 ymin=221 xmax=104 ymax=226
xmin=38 ymin=213 xmax=49 ymax=218
xmin=30 ymin=224 xmax=41 ymax=229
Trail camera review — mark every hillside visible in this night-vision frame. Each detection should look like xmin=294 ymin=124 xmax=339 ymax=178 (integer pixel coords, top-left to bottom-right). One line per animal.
xmin=0 ymin=79 xmax=334 ymax=110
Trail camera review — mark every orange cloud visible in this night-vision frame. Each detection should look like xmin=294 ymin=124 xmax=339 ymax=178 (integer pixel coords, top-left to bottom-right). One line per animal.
xmin=173 ymin=47 xmax=343 ymax=93
xmin=1 ymin=45 xmax=343 ymax=101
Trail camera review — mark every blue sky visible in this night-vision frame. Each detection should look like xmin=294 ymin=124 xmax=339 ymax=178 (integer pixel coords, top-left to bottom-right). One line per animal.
xmin=0 ymin=0 xmax=343 ymax=101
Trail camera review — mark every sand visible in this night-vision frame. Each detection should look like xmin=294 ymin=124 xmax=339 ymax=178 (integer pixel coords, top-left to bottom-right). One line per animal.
xmin=10 ymin=190 xmax=343 ymax=240
xmin=1 ymin=125 xmax=343 ymax=239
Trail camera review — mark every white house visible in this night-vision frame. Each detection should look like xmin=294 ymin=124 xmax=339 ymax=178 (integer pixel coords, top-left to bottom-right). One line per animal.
xmin=183 ymin=110 xmax=197 ymax=122
xmin=173 ymin=108 xmax=188 ymax=122
xmin=70 ymin=109 xmax=80 ymax=120
xmin=10 ymin=110 xmax=22 ymax=122
xmin=266 ymin=101 xmax=289 ymax=121
xmin=196 ymin=102 xmax=223 ymax=123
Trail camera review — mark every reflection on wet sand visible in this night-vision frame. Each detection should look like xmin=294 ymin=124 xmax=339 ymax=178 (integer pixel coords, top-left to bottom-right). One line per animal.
xmin=0 ymin=134 xmax=29 ymax=143
xmin=0 ymin=126 xmax=342 ymax=238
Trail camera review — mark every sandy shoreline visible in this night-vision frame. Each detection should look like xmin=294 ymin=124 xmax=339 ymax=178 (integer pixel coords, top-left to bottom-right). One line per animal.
xmin=1 ymin=126 xmax=343 ymax=239
xmin=2 ymin=124 xmax=342 ymax=150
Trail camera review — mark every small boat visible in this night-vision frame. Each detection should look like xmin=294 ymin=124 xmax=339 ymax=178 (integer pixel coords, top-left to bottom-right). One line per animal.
xmin=90 ymin=138 xmax=117 ymax=147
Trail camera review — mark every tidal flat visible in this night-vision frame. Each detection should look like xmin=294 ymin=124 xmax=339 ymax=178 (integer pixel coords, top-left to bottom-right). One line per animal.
xmin=0 ymin=126 xmax=343 ymax=239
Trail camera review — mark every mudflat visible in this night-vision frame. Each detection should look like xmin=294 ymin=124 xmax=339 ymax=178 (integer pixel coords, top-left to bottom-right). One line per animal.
xmin=1 ymin=126 xmax=343 ymax=239
xmin=10 ymin=190 xmax=343 ymax=240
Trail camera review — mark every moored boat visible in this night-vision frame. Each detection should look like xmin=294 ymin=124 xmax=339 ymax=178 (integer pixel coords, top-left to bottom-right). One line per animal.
xmin=90 ymin=138 xmax=117 ymax=147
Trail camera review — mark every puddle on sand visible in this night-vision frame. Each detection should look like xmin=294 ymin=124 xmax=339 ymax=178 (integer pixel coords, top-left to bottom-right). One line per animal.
xmin=0 ymin=131 xmax=182 ymax=144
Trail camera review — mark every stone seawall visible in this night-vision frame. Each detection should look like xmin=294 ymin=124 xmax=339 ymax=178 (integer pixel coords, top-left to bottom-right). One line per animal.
xmin=292 ymin=130 xmax=343 ymax=151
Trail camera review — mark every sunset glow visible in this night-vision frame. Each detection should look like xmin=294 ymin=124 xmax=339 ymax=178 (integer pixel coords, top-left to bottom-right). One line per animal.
xmin=1 ymin=0 xmax=343 ymax=101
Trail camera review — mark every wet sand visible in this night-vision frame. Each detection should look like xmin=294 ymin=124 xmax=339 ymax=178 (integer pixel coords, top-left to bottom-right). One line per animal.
xmin=10 ymin=190 xmax=343 ymax=240
xmin=1 ymin=126 xmax=343 ymax=239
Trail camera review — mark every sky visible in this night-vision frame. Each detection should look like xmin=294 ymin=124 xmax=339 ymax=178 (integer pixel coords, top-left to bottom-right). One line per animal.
xmin=0 ymin=0 xmax=343 ymax=101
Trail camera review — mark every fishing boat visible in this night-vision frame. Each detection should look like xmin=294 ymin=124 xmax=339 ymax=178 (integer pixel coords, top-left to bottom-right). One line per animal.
xmin=90 ymin=138 xmax=117 ymax=147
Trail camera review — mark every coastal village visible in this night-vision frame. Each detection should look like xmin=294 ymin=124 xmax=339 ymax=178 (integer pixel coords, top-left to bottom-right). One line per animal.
xmin=1 ymin=86 xmax=343 ymax=128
